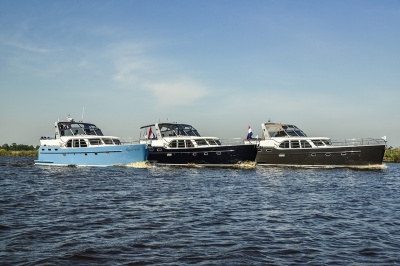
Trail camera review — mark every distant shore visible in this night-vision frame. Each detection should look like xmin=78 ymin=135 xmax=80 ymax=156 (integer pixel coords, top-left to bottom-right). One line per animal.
xmin=0 ymin=150 xmax=38 ymax=157
xmin=1 ymin=148 xmax=400 ymax=163
xmin=384 ymin=148 xmax=400 ymax=163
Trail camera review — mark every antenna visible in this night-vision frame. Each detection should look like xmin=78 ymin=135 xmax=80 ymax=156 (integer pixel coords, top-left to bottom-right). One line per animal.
xmin=81 ymin=107 xmax=85 ymax=122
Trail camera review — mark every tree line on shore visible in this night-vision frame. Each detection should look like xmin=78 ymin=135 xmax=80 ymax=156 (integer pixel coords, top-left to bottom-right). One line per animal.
xmin=0 ymin=143 xmax=38 ymax=156
xmin=1 ymin=143 xmax=400 ymax=162
xmin=384 ymin=147 xmax=400 ymax=163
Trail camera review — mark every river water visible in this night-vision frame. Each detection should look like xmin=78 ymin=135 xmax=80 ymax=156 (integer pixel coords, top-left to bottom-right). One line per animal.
xmin=1 ymin=156 xmax=400 ymax=265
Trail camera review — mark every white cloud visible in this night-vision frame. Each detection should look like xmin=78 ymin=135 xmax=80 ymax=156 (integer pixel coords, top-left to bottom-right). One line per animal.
xmin=144 ymin=79 xmax=208 ymax=106
xmin=108 ymin=42 xmax=209 ymax=106
xmin=0 ymin=38 xmax=51 ymax=53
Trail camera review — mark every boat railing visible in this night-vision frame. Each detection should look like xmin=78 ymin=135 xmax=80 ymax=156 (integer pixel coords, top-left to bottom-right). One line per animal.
xmin=120 ymin=138 xmax=141 ymax=145
xmin=220 ymin=138 xmax=254 ymax=145
xmin=331 ymin=138 xmax=386 ymax=146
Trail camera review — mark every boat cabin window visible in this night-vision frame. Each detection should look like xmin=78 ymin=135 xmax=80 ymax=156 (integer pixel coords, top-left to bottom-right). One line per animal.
xmin=291 ymin=140 xmax=300 ymax=148
xmin=66 ymin=140 xmax=72 ymax=147
xmin=178 ymin=140 xmax=185 ymax=148
xmin=301 ymin=140 xmax=312 ymax=148
xmin=186 ymin=140 xmax=194 ymax=147
xmin=195 ymin=139 xmax=208 ymax=146
xmin=159 ymin=124 xmax=201 ymax=137
xmin=89 ymin=139 xmax=102 ymax=145
xmin=168 ymin=140 xmax=191 ymax=148
xmin=312 ymin=140 xmax=325 ymax=146
xmin=323 ymin=139 xmax=332 ymax=146
xmin=113 ymin=139 xmax=121 ymax=145
xmin=168 ymin=140 xmax=177 ymax=148
xmin=282 ymin=125 xmax=307 ymax=137
xmin=206 ymin=139 xmax=219 ymax=145
xmin=266 ymin=124 xmax=307 ymax=138
xmin=275 ymin=131 xmax=287 ymax=137
xmin=58 ymin=122 xmax=104 ymax=136
xmin=267 ymin=126 xmax=280 ymax=138
xmin=80 ymin=139 xmax=87 ymax=147
xmin=102 ymin=138 xmax=113 ymax=145
xmin=66 ymin=139 xmax=87 ymax=148
xmin=279 ymin=140 xmax=290 ymax=148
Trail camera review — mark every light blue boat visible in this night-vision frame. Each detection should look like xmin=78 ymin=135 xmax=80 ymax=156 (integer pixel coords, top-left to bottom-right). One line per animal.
xmin=35 ymin=116 xmax=148 ymax=166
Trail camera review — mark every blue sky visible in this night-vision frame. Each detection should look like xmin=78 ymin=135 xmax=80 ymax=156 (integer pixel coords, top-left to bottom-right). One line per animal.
xmin=1 ymin=0 xmax=399 ymax=147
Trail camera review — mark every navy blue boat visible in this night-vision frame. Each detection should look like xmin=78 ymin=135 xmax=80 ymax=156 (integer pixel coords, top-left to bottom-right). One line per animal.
xmin=256 ymin=122 xmax=387 ymax=167
xmin=139 ymin=123 xmax=257 ymax=166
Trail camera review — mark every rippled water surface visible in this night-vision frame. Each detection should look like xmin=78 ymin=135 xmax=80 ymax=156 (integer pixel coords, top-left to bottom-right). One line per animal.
xmin=1 ymin=156 xmax=400 ymax=265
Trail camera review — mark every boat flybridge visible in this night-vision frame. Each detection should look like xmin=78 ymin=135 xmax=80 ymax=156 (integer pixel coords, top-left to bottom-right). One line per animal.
xmin=35 ymin=116 xmax=148 ymax=166
xmin=139 ymin=122 xmax=257 ymax=166
xmin=256 ymin=122 xmax=387 ymax=167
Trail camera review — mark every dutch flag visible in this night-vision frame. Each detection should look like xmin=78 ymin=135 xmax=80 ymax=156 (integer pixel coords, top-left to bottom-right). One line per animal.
xmin=148 ymin=128 xmax=156 ymax=139
xmin=247 ymin=126 xmax=253 ymax=139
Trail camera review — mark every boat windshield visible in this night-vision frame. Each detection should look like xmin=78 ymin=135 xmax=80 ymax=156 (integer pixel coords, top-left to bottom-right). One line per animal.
xmin=59 ymin=122 xmax=104 ymax=137
xmin=159 ymin=123 xmax=201 ymax=137
xmin=282 ymin=125 xmax=307 ymax=137
xmin=266 ymin=124 xmax=307 ymax=138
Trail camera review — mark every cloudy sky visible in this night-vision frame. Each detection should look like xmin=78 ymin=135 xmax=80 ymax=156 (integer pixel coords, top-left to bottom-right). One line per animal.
xmin=1 ymin=0 xmax=399 ymax=147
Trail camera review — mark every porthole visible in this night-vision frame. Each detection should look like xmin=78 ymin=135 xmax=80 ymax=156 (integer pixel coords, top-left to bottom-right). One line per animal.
xmin=204 ymin=152 xmax=208 ymax=155
xmin=193 ymin=153 xmax=197 ymax=156
xmin=311 ymin=153 xmax=316 ymax=157
xmin=279 ymin=154 xmax=285 ymax=157
xmin=341 ymin=152 xmax=346 ymax=156
xmin=257 ymin=148 xmax=262 ymax=152
xmin=266 ymin=149 xmax=272 ymax=152
xmin=95 ymin=153 xmax=98 ymax=155
xmin=325 ymin=153 xmax=331 ymax=157
xmin=216 ymin=152 xmax=221 ymax=155
xmin=157 ymin=148 xmax=162 ymax=152
xmin=85 ymin=153 xmax=88 ymax=156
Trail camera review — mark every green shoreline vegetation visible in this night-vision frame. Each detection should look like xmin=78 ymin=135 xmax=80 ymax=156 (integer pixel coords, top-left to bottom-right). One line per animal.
xmin=1 ymin=143 xmax=400 ymax=163
xmin=384 ymin=147 xmax=400 ymax=163
xmin=0 ymin=143 xmax=38 ymax=157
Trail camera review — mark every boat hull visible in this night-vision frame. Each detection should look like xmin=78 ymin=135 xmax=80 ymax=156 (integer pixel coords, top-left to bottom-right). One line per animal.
xmin=256 ymin=144 xmax=386 ymax=166
xmin=34 ymin=144 xmax=148 ymax=167
xmin=147 ymin=144 xmax=257 ymax=165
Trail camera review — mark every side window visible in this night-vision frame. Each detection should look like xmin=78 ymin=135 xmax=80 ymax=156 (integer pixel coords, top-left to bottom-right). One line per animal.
xmin=301 ymin=140 xmax=312 ymax=148
xmin=206 ymin=139 xmax=217 ymax=145
xmin=186 ymin=140 xmax=194 ymax=147
xmin=73 ymin=139 xmax=80 ymax=147
xmin=312 ymin=140 xmax=325 ymax=146
xmin=66 ymin=140 xmax=72 ymax=148
xmin=279 ymin=140 xmax=290 ymax=148
xmin=168 ymin=140 xmax=177 ymax=148
xmin=291 ymin=140 xmax=300 ymax=148
xmin=323 ymin=139 xmax=332 ymax=146
xmin=113 ymin=139 xmax=121 ymax=145
xmin=195 ymin=139 xmax=208 ymax=146
xmin=103 ymin=138 xmax=113 ymax=145
xmin=178 ymin=140 xmax=185 ymax=148
xmin=89 ymin=139 xmax=102 ymax=145
xmin=80 ymin=139 xmax=87 ymax=147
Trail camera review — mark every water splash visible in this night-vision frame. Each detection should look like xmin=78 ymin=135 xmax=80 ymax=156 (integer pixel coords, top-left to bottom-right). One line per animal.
xmin=124 ymin=161 xmax=152 ymax=168
xmin=233 ymin=161 xmax=257 ymax=169
xmin=258 ymin=164 xmax=388 ymax=170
